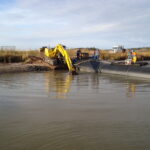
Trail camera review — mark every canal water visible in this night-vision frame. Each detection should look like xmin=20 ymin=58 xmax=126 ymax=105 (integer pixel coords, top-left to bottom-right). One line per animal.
xmin=0 ymin=71 xmax=150 ymax=150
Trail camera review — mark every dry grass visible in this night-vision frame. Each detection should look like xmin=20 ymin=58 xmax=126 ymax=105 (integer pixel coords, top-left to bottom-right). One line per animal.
xmin=100 ymin=51 xmax=127 ymax=60
xmin=100 ymin=49 xmax=150 ymax=61
xmin=68 ymin=48 xmax=150 ymax=61
xmin=68 ymin=49 xmax=127 ymax=60
xmin=68 ymin=48 xmax=94 ymax=58
xmin=136 ymin=51 xmax=150 ymax=60
xmin=0 ymin=50 xmax=40 ymax=63
xmin=0 ymin=48 xmax=150 ymax=63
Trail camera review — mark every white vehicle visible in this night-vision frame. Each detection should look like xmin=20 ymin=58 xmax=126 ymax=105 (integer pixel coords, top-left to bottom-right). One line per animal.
xmin=112 ymin=45 xmax=124 ymax=53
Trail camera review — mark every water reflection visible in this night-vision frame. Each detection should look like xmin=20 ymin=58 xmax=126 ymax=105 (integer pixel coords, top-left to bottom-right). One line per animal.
xmin=0 ymin=72 xmax=149 ymax=100
xmin=44 ymin=71 xmax=74 ymax=99
xmin=43 ymin=71 xmax=150 ymax=99
xmin=127 ymin=82 xmax=136 ymax=97
xmin=97 ymin=74 xmax=150 ymax=98
xmin=43 ymin=71 xmax=101 ymax=99
xmin=0 ymin=72 xmax=150 ymax=150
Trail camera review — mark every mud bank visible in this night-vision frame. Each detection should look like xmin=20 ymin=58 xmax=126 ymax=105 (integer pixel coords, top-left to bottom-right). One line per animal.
xmin=0 ymin=63 xmax=51 ymax=74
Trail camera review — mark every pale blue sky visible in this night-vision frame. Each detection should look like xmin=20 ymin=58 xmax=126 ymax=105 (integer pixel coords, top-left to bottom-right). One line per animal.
xmin=0 ymin=0 xmax=150 ymax=49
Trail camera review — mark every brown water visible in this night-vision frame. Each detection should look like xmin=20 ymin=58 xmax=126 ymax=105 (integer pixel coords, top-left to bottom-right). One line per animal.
xmin=0 ymin=71 xmax=150 ymax=150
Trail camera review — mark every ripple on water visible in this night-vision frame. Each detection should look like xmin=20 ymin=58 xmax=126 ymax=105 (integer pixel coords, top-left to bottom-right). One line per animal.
xmin=0 ymin=72 xmax=150 ymax=150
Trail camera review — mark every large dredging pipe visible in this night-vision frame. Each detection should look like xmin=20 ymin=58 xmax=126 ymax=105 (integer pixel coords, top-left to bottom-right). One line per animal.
xmin=101 ymin=61 xmax=150 ymax=79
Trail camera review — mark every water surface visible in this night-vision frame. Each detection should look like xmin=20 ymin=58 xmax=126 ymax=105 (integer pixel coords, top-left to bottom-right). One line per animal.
xmin=0 ymin=71 xmax=150 ymax=150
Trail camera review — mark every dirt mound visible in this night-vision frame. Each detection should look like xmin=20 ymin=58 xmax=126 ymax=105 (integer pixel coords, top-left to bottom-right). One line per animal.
xmin=25 ymin=56 xmax=44 ymax=64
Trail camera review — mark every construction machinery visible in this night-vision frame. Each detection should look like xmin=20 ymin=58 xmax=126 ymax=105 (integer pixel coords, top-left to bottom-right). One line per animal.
xmin=41 ymin=44 xmax=101 ymax=74
xmin=41 ymin=44 xmax=76 ymax=73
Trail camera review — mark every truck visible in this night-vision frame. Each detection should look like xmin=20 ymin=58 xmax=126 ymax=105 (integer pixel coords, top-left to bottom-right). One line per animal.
xmin=112 ymin=45 xmax=124 ymax=53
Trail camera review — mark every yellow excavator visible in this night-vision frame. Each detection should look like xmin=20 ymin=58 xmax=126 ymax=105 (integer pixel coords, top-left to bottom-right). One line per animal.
xmin=43 ymin=44 xmax=76 ymax=74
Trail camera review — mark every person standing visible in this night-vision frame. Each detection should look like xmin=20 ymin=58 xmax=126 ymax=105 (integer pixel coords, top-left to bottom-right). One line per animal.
xmin=131 ymin=50 xmax=137 ymax=63
xmin=94 ymin=49 xmax=100 ymax=60
xmin=76 ymin=49 xmax=81 ymax=60
xmin=125 ymin=49 xmax=132 ymax=65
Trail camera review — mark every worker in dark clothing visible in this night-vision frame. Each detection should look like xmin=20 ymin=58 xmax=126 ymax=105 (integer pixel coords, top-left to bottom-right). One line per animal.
xmin=93 ymin=49 xmax=100 ymax=60
xmin=76 ymin=49 xmax=81 ymax=60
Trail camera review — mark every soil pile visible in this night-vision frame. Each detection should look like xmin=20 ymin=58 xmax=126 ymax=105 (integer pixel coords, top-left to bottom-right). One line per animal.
xmin=0 ymin=56 xmax=52 ymax=74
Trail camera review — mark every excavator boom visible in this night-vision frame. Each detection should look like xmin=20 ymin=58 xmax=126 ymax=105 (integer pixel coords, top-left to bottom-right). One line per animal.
xmin=44 ymin=44 xmax=76 ymax=73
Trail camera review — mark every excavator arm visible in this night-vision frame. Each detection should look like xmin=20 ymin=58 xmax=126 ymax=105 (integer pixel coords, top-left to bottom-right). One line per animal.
xmin=44 ymin=44 xmax=76 ymax=73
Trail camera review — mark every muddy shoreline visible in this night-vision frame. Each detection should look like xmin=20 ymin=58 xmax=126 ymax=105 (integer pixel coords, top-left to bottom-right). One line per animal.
xmin=0 ymin=63 xmax=52 ymax=74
